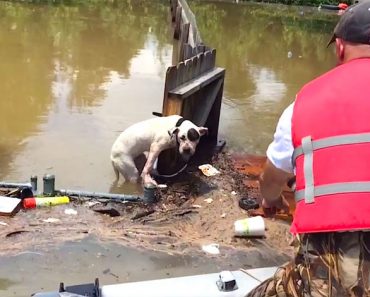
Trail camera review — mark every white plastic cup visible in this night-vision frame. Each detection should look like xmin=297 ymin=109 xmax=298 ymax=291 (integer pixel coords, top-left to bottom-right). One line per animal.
xmin=234 ymin=216 xmax=265 ymax=237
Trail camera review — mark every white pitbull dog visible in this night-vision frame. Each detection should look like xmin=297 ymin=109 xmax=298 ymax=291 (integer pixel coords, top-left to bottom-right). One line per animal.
xmin=111 ymin=115 xmax=208 ymax=185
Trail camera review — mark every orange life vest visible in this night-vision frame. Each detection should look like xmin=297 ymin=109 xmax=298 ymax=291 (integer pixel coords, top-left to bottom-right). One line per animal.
xmin=291 ymin=58 xmax=370 ymax=234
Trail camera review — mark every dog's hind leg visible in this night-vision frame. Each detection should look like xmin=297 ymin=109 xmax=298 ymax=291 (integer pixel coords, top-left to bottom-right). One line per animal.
xmin=111 ymin=161 xmax=120 ymax=181
xmin=114 ymin=157 xmax=139 ymax=184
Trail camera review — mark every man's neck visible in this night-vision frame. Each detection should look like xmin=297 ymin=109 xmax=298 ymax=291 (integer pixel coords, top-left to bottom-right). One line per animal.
xmin=343 ymin=44 xmax=370 ymax=63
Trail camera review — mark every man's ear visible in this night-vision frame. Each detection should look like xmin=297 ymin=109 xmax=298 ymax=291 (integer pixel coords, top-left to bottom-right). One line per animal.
xmin=198 ymin=127 xmax=208 ymax=136
xmin=168 ymin=127 xmax=179 ymax=138
xmin=335 ymin=38 xmax=345 ymax=63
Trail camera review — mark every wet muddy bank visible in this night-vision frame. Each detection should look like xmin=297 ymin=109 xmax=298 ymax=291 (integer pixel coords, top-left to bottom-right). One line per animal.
xmin=0 ymin=152 xmax=294 ymax=296
xmin=0 ymin=152 xmax=293 ymax=265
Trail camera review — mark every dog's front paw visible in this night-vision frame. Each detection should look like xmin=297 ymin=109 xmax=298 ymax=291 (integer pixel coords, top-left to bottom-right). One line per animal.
xmin=142 ymin=174 xmax=158 ymax=186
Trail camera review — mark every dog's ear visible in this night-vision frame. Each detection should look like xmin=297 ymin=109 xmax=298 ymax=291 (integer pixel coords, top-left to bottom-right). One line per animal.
xmin=168 ymin=127 xmax=179 ymax=138
xmin=198 ymin=127 xmax=208 ymax=136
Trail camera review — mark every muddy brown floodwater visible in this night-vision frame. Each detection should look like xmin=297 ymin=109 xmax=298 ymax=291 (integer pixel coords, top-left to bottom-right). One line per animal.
xmin=0 ymin=0 xmax=338 ymax=296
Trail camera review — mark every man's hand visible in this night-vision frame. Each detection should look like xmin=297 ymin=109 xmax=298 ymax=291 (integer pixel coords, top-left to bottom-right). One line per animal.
xmin=259 ymin=159 xmax=294 ymax=212
xmin=261 ymin=194 xmax=290 ymax=217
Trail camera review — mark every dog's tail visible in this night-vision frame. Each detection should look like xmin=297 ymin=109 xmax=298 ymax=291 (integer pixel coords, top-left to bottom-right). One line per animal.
xmin=111 ymin=161 xmax=120 ymax=181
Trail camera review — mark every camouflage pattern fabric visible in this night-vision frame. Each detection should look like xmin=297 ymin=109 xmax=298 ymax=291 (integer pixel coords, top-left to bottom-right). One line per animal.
xmin=246 ymin=232 xmax=370 ymax=297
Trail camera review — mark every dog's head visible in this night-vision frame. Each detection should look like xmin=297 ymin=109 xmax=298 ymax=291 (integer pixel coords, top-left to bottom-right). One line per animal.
xmin=169 ymin=120 xmax=208 ymax=162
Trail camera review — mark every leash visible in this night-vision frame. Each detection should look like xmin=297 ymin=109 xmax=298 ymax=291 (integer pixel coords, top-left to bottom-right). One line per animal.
xmin=154 ymin=163 xmax=188 ymax=178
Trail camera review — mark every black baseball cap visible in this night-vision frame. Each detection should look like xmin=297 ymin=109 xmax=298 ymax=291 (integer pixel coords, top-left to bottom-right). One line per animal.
xmin=328 ymin=0 xmax=370 ymax=46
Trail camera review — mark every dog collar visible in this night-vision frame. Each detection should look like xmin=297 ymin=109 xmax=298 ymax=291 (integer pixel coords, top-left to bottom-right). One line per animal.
xmin=173 ymin=117 xmax=185 ymax=148
xmin=175 ymin=117 xmax=186 ymax=127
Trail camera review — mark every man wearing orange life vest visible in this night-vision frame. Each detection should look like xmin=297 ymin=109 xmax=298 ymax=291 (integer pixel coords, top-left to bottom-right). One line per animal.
xmin=247 ymin=1 xmax=370 ymax=296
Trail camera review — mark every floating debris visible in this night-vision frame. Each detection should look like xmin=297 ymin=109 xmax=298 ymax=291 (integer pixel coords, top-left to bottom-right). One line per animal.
xmin=92 ymin=206 xmax=121 ymax=217
xmin=64 ymin=208 xmax=78 ymax=215
xmin=86 ymin=201 xmax=100 ymax=207
xmin=238 ymin=197 xmax=259 ymax=211
xmin=0 ymin=196 xmax=21 ymax=216
xmin=234 ymin=216 xmax=265 ymax=237
xmin=6 ymin=230 xmax=30 ymax=238
xmin=42 ymin=218 xmax=61 ymax=223
xmin=198 ymin=164 xmax=220 ymax=177
xmin=204 ymin=198 xmax=213 ymax=204
xmin=202 ymin=243 xmax=220 ymax=255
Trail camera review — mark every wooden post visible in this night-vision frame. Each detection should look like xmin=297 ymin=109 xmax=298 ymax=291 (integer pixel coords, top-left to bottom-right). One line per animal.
xmin=205 ymin=79 xmax=224 ymax=143
xmin=178 ymin=23 xmax=190 ymax=63
xmin=158 ymin=0 xmax=225 ymax=176
xmin=173 ymin=6 xmax=182 ymax=40
xmin=170 ymin=0 xmax=177 ymax=22
xmin=162 ymin=67 xmax=178 ymax=116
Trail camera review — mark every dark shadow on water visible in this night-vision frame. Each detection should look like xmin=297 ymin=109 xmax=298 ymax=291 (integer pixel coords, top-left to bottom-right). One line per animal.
xmin=109 ymin=179 xmax=143 ymax=195
xmin=0 ymin=278 xmax=17 ymax=291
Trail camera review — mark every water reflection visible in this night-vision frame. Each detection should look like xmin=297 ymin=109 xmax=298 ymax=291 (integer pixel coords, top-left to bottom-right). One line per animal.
xmin=0 ymin=0 xmax=337 ymax=193
xmin=0 ymin=0 xmax=171 ymax=192
xmin=248 ymin=66 xmax=287 ymax=108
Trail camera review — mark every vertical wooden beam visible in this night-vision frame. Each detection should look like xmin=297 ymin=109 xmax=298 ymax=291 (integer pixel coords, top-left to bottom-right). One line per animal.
xmin=183 ymin=44 xmax=193 ymax=61
xmin=184 ymin=58 xmax=193 ymax=82
xmin=162 ymin=66 xmax=178 ymax=116
xmin=164 ymin=95 xmax=183 ymax=116
xmin=161 ymin=0 xmax=226 ymax=176
xmin=176 ymin=62 xmax=186 ymax=87
xmin=172 ymin=39 xmax=180 ymax=66
xmin=178 ymin=23 xmax=190 ymax=62
xmin=205 ymin=77 xmax=224 ymax=143
xmin=193 ymin=78 xmax=223 ymax=127
xmin=192 ymin=54 xmax=200 ymax=78
xmin=170 ymin=0 xmax=177 ymax=22
xmin=174 ymin=6 xmax=182 ymax=40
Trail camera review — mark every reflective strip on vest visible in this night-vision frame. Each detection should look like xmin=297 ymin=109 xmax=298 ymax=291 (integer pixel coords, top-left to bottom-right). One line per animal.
xmin=293 ymin=132 xmax=370 ymax=163
xmin=301 ymin=136 xmax=314 ymax=204
xmin=293 ymin=132 xmax=370 ymax=203
xmin=295 ymin=182 xmax=370 ymax=202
